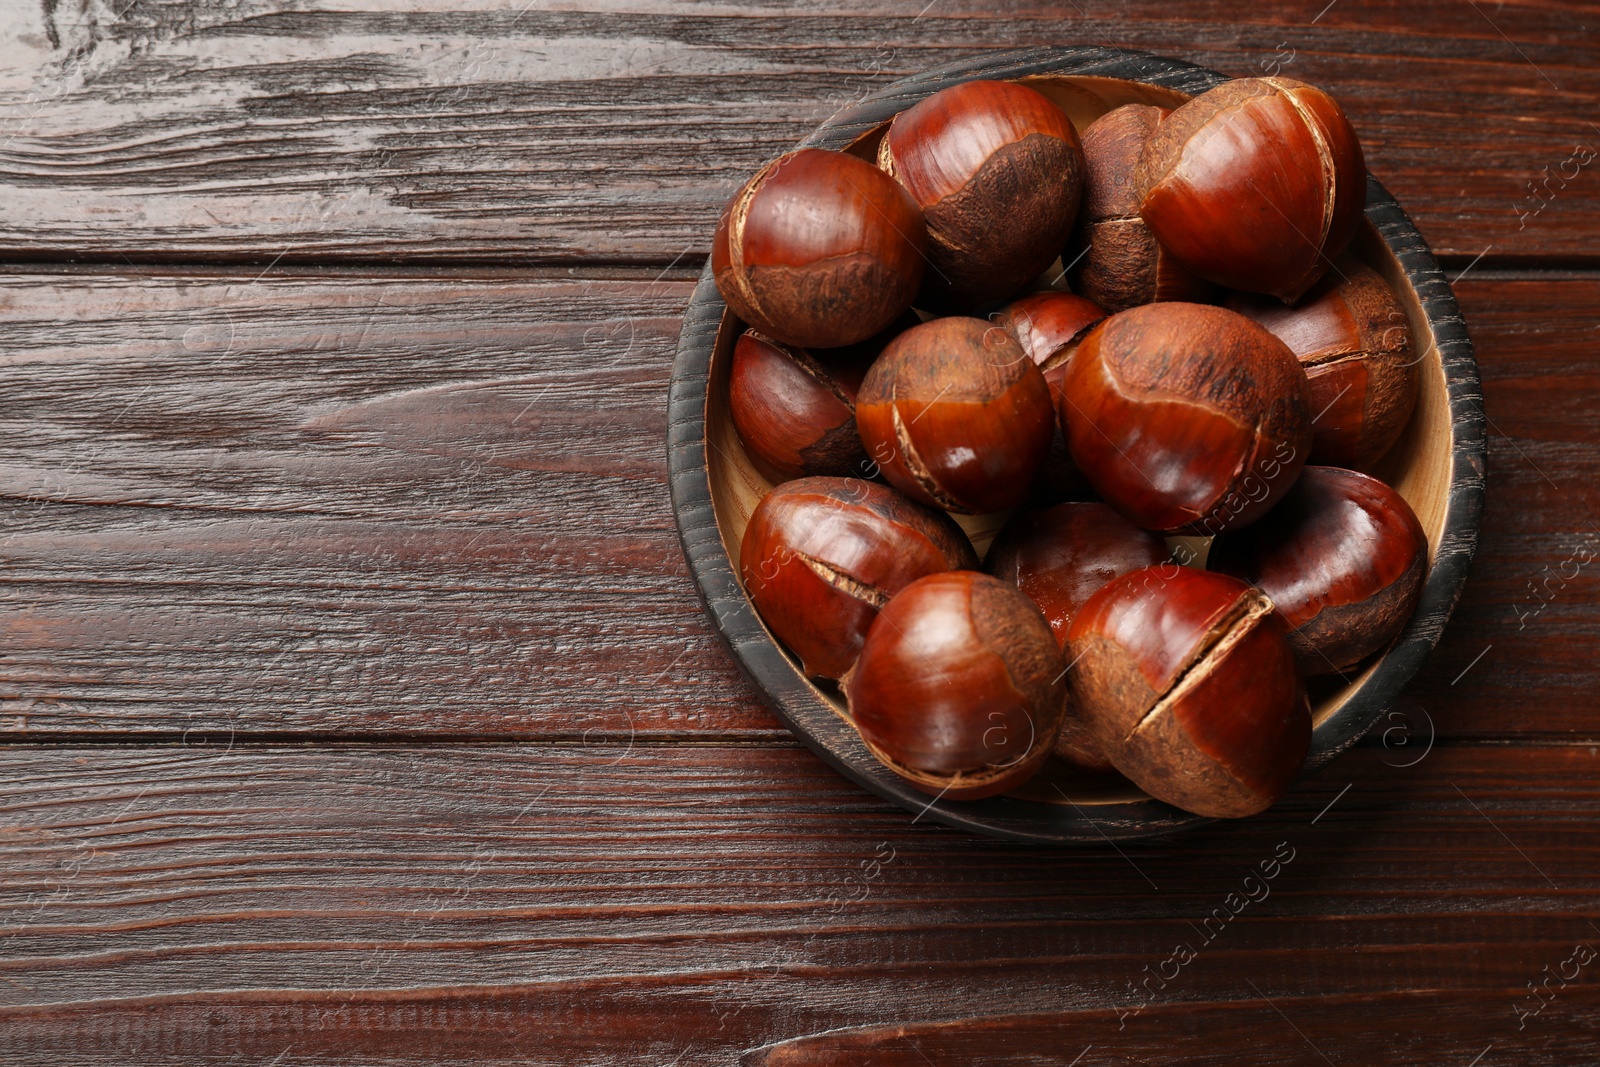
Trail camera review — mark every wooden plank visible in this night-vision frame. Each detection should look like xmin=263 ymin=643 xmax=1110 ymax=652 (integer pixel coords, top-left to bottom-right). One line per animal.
xmin=0 ymin=1 xmax=1595 ymax=264
xmin=1403 ymin=270 xmax=1600 ymax=739
xmin=0 ymin=268 xmax=1593 ymax=740
xmin=0 ymin=265 xmax=772 ymax=739
xmin=747 ymin=993 xmax=1600 ymax=1066
xmin=2 ymin=741 xmax=1598 ymax=1065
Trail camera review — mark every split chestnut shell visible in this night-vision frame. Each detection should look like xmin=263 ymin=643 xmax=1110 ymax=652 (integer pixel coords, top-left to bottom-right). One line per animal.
xmin=740 ymin=477 xmax=976 ymax=680
xmin=1066 ymin=567 xmax=1312 ymax=818
xmin=1134 ymin=77 xmax=1366 ymax=303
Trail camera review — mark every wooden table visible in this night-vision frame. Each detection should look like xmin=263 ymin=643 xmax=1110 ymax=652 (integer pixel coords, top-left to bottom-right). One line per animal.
xmin=2 ymin=3 xmax=1596 ymax=1064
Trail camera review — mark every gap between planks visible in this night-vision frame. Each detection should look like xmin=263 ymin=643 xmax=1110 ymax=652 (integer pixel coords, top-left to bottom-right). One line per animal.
xmin=0 ymin=254 xmax=1595 ymax=280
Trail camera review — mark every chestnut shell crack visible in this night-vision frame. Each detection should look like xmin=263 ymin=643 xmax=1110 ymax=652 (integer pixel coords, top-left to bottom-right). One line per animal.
xmin=795 ymin=552 xmax=890 ymax=609
xmin=1038 ymin=338 xmax=1085 ymax=377
xmin=1125 ymin=590 xmax=1275 ymax=742
xmin=1138 ymin=84 xmax=1271 ymax=199
xmin=793 ymin=349 xmax=857 ymax=409
xmin=744 ymin=329 xmax=857 ymax=409
xmin=1271 ymin=80 xmax=1340 ymax=256
xmin=1300 ymin=348 xmax=1367 ymax=369
xmin=891 ymin=404 xmax=965 ymax=511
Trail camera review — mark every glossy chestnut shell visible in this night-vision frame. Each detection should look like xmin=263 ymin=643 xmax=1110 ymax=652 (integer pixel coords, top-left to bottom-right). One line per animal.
xmin=713 ymin=147 xmax=927 ymax=348
xmin=847 ymin=571 xmax=1066 ymax=799
xmin=1066 ymin=566 xmax=1312 ymax=818
xmin=878 ymin=79 xmax=1085 ymax=311
xmin=727 ymin=313 xmax=917 ymax=483
xmin=740 ymin=477 xmax=977 ymax=680
xmin=1227 ymin=259 xmax=1419 ymax=471
xmin=1209 ymin=465 xmax=1428 ymax=677
xmin=994 ymin=291 xmax=1106 ymax=397
xmin=1134 ymin=77 xmax=1366 ymax=303
xmin=994 ymin=291 xmax=1107 ymax=502
xmin=1058 ymin=302 xmax=1313 ymax=535
xmin=1067 ymin=103 xmax=1214 ymax=312
xmin=856 ymin=316 xmax=1055 ymax=514
xmin=986 ymin=501 xmax=1171 ymax=772
xmin=986 ymin=502 xmax=1172 ymax=647
xmin=729 ymin=331 xmax=866 ymax=482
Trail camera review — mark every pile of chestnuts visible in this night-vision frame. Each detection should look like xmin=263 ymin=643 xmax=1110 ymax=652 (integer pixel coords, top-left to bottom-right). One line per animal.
xmin=718 ymin=75 xmax=1429 ymax=819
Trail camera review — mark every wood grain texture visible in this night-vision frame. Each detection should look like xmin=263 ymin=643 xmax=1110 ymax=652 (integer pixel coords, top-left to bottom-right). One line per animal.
xmin=2 ymin=6 xmax=1595 ymax=1062
xmin=0 ymin=268 xmax=1589 ymax=741
xmin=0 ymin=265 xmax=774 ymax=739
xmin=3 ymin=742 xmax=1599 ymax=1065
xmin=746 ymin=992 xmax=1600 ymax=1066
xmin=1400 ymin=271 xmax=1600 ymax=740
xmin=0 ymin=0 xmax=1596 ymax=264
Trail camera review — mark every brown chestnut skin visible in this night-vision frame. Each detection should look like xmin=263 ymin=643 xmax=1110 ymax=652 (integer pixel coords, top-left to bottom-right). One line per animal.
xmin=713 ymin=147 xmax=927 ymax=349
xmin=728 ymin=313 xmax=919 ymax=483
xmin=1227 ymin=259 xmax=1419 ymax=471
xmin=877 ymin=79 xmax=1085 ymax=311
xmin=1059 ymin=302 xmax=1313 ymax=535
xmin=986 ymin=502 xmax=1172 ymax=648
xmin=993 ymin=292 xmax=1107 ymax=501
xmin=740 ymin=477 xmax=977 ymax=681
xmin=857 ymin=316 xmax=1055 ymax=515
xmin=986 ymin=502 xmax=1170 ymax=773
xmin=1209 ymin=466 xmax=1427 ymax=677
xmin=994 ymin=291 xmax=1106 ymax=394
xmin=1067 ymin=104 xmax=1216 ymax=312
xmin=729 ymin=331 xmax=866 ymax=483
xmin=1134 ymin=77 xmax=1366 ymax=303
xmin=1066 ymin=567 xmax=1312 ymax=818
xmin=847 ymin=571 xmax=1066 ymax=799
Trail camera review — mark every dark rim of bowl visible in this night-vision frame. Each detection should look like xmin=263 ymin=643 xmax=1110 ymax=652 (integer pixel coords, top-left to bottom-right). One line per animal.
xmin=667 ymin=46 xmax=1487 ymax=844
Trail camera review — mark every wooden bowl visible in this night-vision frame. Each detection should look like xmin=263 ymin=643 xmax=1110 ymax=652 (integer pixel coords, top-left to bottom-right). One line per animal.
xmin=668 ymin=47 xmax=1486 ymax=842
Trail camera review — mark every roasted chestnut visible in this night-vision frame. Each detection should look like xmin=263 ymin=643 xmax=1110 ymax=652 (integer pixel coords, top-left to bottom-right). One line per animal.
xmin=877 ymin=79 xmax=1085 ymax=311
xmin=986 ymin=502 xmax=1172 ymax=647
xmin=994 ymin=291 xmax=1106 ymax=396
xmin=713 ymin=147 xmax=927 ymax=348
xmin=986 ymin=501 xmax=1170 ymax=772
xmin=728 ymin=313 xmax=918 ymax=483
xmin=1067 ymin=103 xmax=1214 ymax=312
xmin=1134 ymin=77 xmax=1366 ymax=303
xmin=1058 ymin=302 xmax=1313 ymax=535
xmin=994 ymin=291 xmax=1107 ymax=501
xmin=847 ymin=570 xmax=1066 ymax=799
xmin=729 ymin=331 xmax=866 ymax=482
xmin=1209 ymin=466 xmax=1427 ymax=676
xmin=1227 ymin=259 xmax=1418 ymax=471
xmin=857 ymin=316 xmax=1056 ymax=514
xmin=1067 ymin=566 xmax=1312 ymax=818
xmin=740 ymin=477 xmax=977 ymax=680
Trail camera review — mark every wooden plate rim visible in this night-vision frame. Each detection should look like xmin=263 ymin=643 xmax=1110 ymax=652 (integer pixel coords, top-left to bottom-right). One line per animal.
xmin=667 ymin=46 xmax=1487 ymax=844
